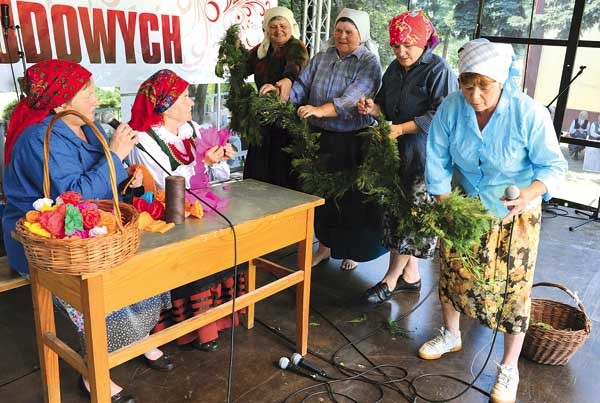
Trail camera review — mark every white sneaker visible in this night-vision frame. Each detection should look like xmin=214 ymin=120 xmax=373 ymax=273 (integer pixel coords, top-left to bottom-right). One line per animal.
xmin=418 ymin=327 xmax=462 ymax=360
xmin=490 ymin=363 xmax=519 ymax=403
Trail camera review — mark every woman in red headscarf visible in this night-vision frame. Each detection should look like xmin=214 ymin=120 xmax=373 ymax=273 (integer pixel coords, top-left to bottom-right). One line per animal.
xmin=2 ymin=60 xmax=173 ymax=403
xmin=127 ymin=69 xmax=242 ymax=353
xmin=358 ymin=11 xmax=458 ymax=304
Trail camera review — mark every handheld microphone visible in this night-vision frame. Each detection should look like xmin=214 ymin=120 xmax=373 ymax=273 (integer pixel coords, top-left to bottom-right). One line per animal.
xmin=504 ymin=185 xmax=520 ymax=211
xmin=108 ymin=118 xmax=121 ymax=130
xmin=290 ymin=353 xmax=328 ymax=377
xmin=1 ymin=4 xmax=10 ymax=32
xmin=278 ymin=357 xmax=318 ymax=380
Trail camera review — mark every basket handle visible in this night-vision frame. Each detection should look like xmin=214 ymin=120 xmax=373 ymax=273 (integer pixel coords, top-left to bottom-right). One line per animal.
xmin=43 ymin=110 xmax=123 ymax=231
xmin=532 ymin=282 xmax=587 ymax=317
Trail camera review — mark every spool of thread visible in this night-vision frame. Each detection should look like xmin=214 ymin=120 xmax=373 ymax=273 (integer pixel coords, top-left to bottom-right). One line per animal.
xmin=164 ymin=176 xmax=186 ymax=224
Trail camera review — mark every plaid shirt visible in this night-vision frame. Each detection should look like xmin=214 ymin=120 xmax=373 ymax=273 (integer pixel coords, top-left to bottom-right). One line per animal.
xmin=290 ymin=45 xmax=381 ymax=132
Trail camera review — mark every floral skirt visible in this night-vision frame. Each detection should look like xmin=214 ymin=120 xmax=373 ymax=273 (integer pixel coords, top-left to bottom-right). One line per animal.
xmin=439 ymin=206 xmax=541 ymax=335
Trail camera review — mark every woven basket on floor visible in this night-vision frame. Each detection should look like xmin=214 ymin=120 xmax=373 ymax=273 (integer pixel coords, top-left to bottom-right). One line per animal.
xmin=522 ymin=282 xmax=591 ymax=365
xmin=12 ymin=110 xmax=140 ymax=275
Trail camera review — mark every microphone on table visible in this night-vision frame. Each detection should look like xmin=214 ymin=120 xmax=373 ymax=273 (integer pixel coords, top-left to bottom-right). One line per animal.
xmin=504 ymin=185 xmax=520 ymax=211
xmin=278 ymin=357 xmax=318 ymax=380
xmin=290 ymin=353 xmax=328 ymax=378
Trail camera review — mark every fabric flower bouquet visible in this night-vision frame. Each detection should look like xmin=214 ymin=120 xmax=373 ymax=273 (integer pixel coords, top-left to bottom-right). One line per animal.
xmin=23 ymin=191 xmax=117 ymax=239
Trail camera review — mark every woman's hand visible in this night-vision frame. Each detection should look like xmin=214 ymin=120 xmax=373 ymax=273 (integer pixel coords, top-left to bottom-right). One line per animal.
xmin=109 ymin=123 xmax=137 ymax=160
xmin=297 ymin=105 xmax=323 ymax=119
xmin=203 ymin=145 xmax=222 ymax=165
xmin=389 ymin=124 xmax=403 ymax=139
xmin=357 ymin=97 xmax=375 ymax=115
xmin=223 ymin=143 xmax=235 ymax=159
xmin=275 ymin=78 xmax=292 ymax=102
xmin=259 ymin=84 xmax=279 ymax=96
xmin=128 ymin=168 xmax=143 ymax=188
xmin=501 ymin=181 xmax=547 ymax=223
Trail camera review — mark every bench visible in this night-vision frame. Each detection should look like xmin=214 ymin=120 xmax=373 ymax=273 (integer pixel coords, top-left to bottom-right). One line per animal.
xmin=0 ymin=256 xmax=29 ymax=292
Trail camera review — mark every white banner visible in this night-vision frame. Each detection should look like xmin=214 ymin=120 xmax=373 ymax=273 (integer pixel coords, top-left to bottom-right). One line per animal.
xmin=0 ymin=0 xmax=274 ymax=92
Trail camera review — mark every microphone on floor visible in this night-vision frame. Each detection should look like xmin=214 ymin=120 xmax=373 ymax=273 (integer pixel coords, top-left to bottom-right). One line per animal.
xmin=278 ymin=357 xmax=318 ymax=380
xmin=290 ymin=353 xmax=328 ymax=378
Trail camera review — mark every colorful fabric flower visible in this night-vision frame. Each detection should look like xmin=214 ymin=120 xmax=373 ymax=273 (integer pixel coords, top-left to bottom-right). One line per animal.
xmin=147 ymin=200 xmax=165 ymax=220
xmin=33 ymin=198 xmax=53 ymax=212
xmin=38 ymin=204 xmax=66 ymax=238
xmin=24 ymin=222 xmax=51 ymax=238
xmin=59 ymin=191 xmax=82 ymax=205
xmin=77 ymin=201 xmax=99 ymax=210
xmin=140 ymin=192 xmax=154 ymax=204
xmin=25 ymin=210 xmax=40 ymax=223
xmin=64 ymin=204 xmax=84 ymax=236
xmin=81 ymin=207 xmax=101 ymax=230
xmin=98 ymin=210 xmax=117 ymax=233
xmin=89 ymin=226 xmax=108 ymax=237
xmin=71 ymin=229 xmax=90 ymax=239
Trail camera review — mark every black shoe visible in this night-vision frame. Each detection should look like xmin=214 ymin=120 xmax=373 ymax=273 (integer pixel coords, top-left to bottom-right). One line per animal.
xmin=144 ymin=354 xmax=175 ymax=372
xmin=79 ymin=377 xmax=136 ymax=403
xmin=192 ymin=339 xmax=219 ymax=352
xmin=364 ymin=282 xmax=392 ymax=304
xmin=392 ymin=277 xmax=421 ymax=293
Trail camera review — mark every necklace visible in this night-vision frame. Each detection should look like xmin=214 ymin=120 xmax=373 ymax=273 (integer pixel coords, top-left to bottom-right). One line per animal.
xmin=146 ymin=123 xmax=197 ymax=171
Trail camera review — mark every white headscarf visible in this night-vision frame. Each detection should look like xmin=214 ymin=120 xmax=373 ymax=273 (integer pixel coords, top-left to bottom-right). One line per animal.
xmin=257 ymin=7 xmax=300 ymax=60
xmin=458 ymin=38 xmax=514 ymax=85
xmin=325 ymin=8 xmax=379 ymax=59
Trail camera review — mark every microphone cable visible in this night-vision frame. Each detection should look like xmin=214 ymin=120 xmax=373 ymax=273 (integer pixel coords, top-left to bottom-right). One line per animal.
xmin=256 ymin=214 xmax=517 ymax=402
xmin=132 ymin=142 xmax=240 ymax=403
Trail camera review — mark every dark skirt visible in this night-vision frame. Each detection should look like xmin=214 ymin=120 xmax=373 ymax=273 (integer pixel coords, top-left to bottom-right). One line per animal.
xmin=313 ymin=129 xmax=387 ymax=262
xmin=243 ymin=125 xmax=299 ymax=190
xmin=151 ymin=265 xmax=247 ymax=345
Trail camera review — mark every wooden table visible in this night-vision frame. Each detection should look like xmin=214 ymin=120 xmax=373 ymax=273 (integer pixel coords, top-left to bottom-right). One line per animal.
xmin=28 ymin=180 xmax=323 ymax=402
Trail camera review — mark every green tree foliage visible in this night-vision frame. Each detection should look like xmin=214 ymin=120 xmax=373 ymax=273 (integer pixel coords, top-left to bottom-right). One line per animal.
xmin=95 ymin=87 xmax=120 ymax=109
xmin=1 ymin=99 xmax=18 ymax=121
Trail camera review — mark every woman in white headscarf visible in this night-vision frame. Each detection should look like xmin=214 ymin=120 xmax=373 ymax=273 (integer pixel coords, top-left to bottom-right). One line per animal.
xmin=264 ymin=8 xmax=385 ymax=271
xmin=422 ymin=38 xmax=567 ymax=403
xmin=243 ymin=6 xmax=308 ymax=189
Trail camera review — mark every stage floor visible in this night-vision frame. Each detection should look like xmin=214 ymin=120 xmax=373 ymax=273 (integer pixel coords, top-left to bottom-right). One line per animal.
xmin=1 ymin=206 xmax=598 ymax=402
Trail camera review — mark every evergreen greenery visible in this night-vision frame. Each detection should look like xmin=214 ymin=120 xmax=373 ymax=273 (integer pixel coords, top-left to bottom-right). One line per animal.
xmin=217 ymin=25 xmax=496 ymax=278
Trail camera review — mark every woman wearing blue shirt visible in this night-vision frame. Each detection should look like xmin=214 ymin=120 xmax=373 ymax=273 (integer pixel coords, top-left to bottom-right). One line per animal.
xmin=2 ymin=60 xmax=173 ymax=403
xmin=358 ymin=11 xmax=458 ymax=304
xmin=265 ymin=8 xmax=385 ymax=270
xmin=421 ymin=39 xmax=567 ymax=403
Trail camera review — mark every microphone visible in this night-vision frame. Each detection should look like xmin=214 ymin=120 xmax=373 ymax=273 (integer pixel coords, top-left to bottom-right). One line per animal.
xmin=1 ymin=4 xmax=10 ymax=32
xmin=108 ymin=118 xmax=121 ymax=130
xmin=278 ymin=357 xmax=318 ymax=380
xmin=504 ymin=185 xmax=520 ymax=211
xmin=290 ymin=353 xmax=328 ymax=377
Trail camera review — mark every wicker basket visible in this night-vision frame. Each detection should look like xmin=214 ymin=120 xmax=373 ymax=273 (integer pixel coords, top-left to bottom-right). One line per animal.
xmin=12 ymin=110 xmax=140 ymax=275
xmin=521 ymin=282 xmax=591 ymax=365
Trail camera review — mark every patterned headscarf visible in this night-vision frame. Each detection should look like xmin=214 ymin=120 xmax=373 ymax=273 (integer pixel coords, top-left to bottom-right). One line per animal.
xmin=4 ymin=59 xmax=92 ymax=165
xmin=458 ymin=38 xmax=514 ymax=85
xmin=129 ymin=69 xmax=189 ymax=132
xmin=389 ymin=10 xmax=440 ymax=50
xmin=257 ymin=7 xmax=301 ymax=59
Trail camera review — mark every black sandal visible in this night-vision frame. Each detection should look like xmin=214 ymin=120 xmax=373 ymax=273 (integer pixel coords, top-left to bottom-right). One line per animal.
xmin=363 ymin=282 xmax=392 ymax=304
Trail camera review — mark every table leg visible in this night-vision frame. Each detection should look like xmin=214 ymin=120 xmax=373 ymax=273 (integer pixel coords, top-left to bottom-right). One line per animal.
xmin=246 ymin=259 xmax=256 ymax=329
xmin=30 ymin=269 xmax=61 ymax=403
xmin=296 ymin=209 xmax=314 ymax=355
xmin=81 ymin=276 xmax=111 ymax=403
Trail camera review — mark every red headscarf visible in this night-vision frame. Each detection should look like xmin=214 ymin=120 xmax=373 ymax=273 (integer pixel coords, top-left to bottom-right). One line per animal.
xmin=388 ymin=10 xmax=440 ymax=50
xmin=4 ymin=60 xmax=92 ymax=165
xmin=128 ymin=69 xmax=189 ymax=132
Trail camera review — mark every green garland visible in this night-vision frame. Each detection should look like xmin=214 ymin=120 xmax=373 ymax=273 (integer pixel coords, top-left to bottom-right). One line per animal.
xmin=216 ymin=26 xmax=496 ymax=279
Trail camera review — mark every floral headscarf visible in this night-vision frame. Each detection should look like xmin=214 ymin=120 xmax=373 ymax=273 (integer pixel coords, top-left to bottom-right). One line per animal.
xmin=4 ymin=60 xmax=92 ymax=164
xmin=388 ymin=10 xmax=440 ymax=50
xmin=129 ymin=69 xmax=189 ymax=132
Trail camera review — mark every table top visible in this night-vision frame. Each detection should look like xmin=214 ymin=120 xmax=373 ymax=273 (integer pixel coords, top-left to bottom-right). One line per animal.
xmin=138 ymin=179 xmax=323 ymax=253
